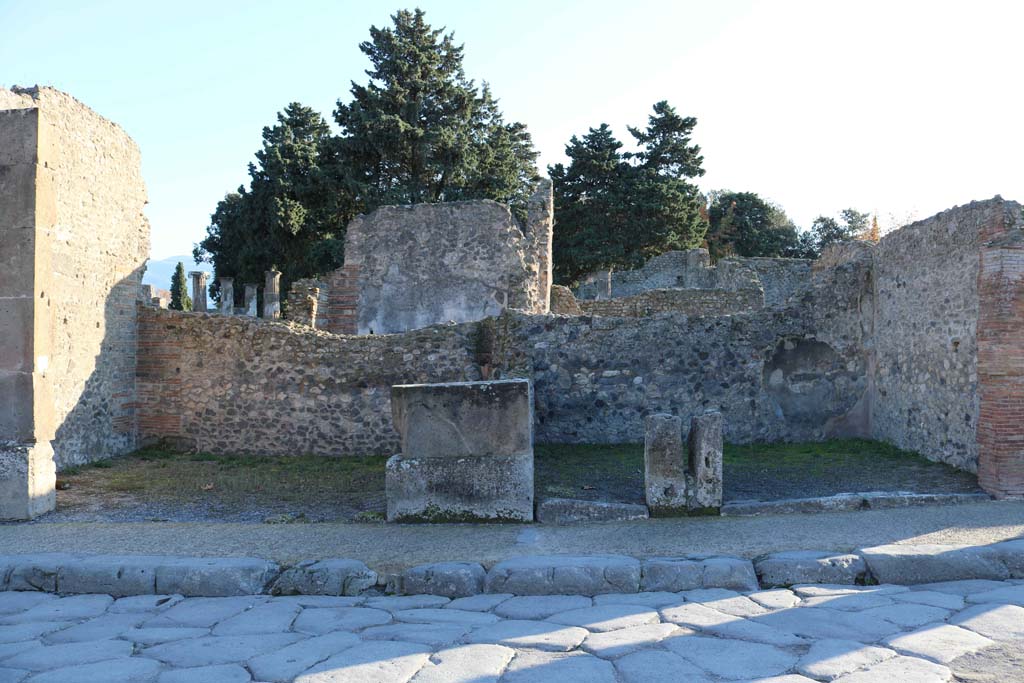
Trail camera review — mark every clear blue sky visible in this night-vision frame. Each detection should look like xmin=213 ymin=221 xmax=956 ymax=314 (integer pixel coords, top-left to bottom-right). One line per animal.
xmin=3 ymin=0 xmax=1022 ymax=261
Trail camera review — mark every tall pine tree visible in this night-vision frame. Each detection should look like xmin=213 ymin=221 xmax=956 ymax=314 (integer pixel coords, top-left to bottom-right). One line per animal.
xmin=169 ymin=262 xmax=192 ymax=312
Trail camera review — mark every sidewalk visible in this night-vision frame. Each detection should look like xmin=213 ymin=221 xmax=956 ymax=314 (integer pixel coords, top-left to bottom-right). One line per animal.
xmin=4 ymin=501 xmax=1023 ymax=573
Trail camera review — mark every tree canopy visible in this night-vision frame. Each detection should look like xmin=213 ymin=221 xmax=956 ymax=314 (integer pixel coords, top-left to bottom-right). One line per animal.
xmin=705 ymin=191 xmax=808 ymax=259
xmin=550 ymin=101 xmax=707 ymax=285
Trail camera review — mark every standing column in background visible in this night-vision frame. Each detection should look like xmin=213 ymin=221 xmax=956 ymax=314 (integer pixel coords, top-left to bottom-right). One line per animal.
xmin=244 ymin=284 xmax=258 ymax=317
xmin=189 ymin=271 xmax=207 ymax=312
xmin=218 ymin=278 xmax=234 ymax=315
xmin=264 ymin=270 xmax=281 ymax=319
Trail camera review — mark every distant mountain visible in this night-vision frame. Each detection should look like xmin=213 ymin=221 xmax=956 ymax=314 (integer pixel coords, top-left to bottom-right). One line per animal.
xmin=144 ymin=255 xmax=213 ymax=308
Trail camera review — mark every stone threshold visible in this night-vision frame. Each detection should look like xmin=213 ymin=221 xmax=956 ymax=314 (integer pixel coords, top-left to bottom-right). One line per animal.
xmin=2 ymin=539 xmax=1023 ymax=600
xmin=721 ymin=491 xmax=991 ymax=516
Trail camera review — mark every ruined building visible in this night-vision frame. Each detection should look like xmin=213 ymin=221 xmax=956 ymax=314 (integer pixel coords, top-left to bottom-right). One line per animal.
xmin=2 ymin=87 xmax=1023 ymax=520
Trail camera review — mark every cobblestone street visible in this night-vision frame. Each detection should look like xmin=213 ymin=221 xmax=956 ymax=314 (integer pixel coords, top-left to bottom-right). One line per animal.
xmin=2 ymin=579 xmax=1023 ymax=682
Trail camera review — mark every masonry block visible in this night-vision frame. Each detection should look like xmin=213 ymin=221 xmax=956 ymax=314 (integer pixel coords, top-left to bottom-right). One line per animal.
xmin=0 ymin=441 xmax=56 ymax=520
xmin=644 ymin=411 xmax=723 ymax=515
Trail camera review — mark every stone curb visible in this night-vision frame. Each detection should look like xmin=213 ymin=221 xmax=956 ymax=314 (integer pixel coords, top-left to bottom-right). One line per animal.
xmin=2 ymin=540 xmax=1022 ymax=598
xmin=721 ymin=491 xmax=991 ymax=516
xmin=535 ymin=498 xmax=649 ymax=525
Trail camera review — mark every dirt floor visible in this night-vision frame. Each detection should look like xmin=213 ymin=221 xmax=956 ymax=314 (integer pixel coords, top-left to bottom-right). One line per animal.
xmin=41 ymin=439 xmax=981 ymax=523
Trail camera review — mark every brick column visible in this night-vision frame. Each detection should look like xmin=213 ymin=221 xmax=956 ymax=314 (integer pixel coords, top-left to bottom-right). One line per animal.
xmin=189 ymin=271 xmax=207 ymax=312
xmin=976 ymin=201 xmax=1024 ymax=498
xmin=325 ymin=265 xmax=360 ymax=335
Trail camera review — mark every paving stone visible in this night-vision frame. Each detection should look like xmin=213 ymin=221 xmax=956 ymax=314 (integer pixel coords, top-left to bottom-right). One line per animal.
xmin=747 ymin=589 xmax=801 ymax=611
xmin=271 ymin=559 xmax=377 ymax=597
xmin=24 ymin=657 xmax=161 ymax=683
xmin=641 ymin=556 xmax=759 ymax=592
xmin=211 ymin=600 xmax=302 ymax=635
xmin=911 ymin=579 xmax=1009 ymax=596
xmin=753 ymin=606 xmax=903 ymax=642
xmin=830 ymin=655 xmax=952 ymax=682
xmin=0 ymin=594 xmax=55 ymax=616
xmin=591 ymin=592 xmax=680 ymax=608
xmin=247 ymin=631 xmax=360 ymax=682
xmin=110 ymin=595 xmax=183 ymax=613
xmin=947 ymin=638 xmax=1024 ymax=682
xmin=662 ymin=634 xmax=798 ymax=680
xmin=0 ymin=622 xmax=72 ymax=644
xmin=401 ymin=563 xmax=486 ymax=598
xmin=536 ymin=498 xmax=648 ymax=525
xmin=142 ymin=634 xmax=304 ymax=667
xmin=0 ymin=554 xmax=77 ymax=592
xmin=581 ymin=623 xmax=681 ymax=658
xmin=158 ymin=664 xmax=251 ymax=683
xmin=146 ymin=597 xmax=265 ymax=628
xmin=362 ymin=623 xmax=470 ymax=647
xmin=859 ymin=544 xmax=1010 ymax=585
xmin=408 ymin=644 xmax=514 ymax=683
xmin=45 ymin=612 xmax=147 ymax=643
xmin=3 ymin=639 xmax=134 ymax=671
xmin=964 ymin=584 xmax=1024 ymax=606
xmin=464 ymin=620 xmax=588 ymax=652
xmin=756 ymin=551 xmax=867 ymax=587
xmin=485 ymin=556 xmax=640 ymax=596
xmin=613 ymin=649 xmax=709 ymax=682
xmin=884 ymin=624 xmax=994 ymax=664
xmin=891 ymin=590 xmax=965 ymax=611
xmin=858 ymin=603 xmax=952 ymax=628
xmin=392 ymin=608 xmax=499 ymax=626
xmin=992 ymin=538 xmax=1024 ymax=578
xmin=56 ymin=555 xmax=163 ymax=597
xmin=751 ymin=677 xmax=818 ymax=683
xmin=123 ymin=627 xmax=211 ymax=646
xmin=801 ymin=592 xmax=896 ymax=611
xmin=546 ymin=604 xmax=659 ymax=632
xmin=444 ymin=594 xmax=512 ymax=612
xmin=682 ymin=588 xmax=769 ymax=617
xmin=791 ymin=584 xmax=907 ymax=598
xmin=0 ymin=640 xmax=41 ymax=662
xmin=10 ymin=594 xmax=113 ymax=622
xmin=661 ymin=602 xmax=805 ymax=646
xmin=365 ymin=595 xmax=450 ymax=611
xmin=295 ymin=640 xmax=431 ymax=683
xmin=154 ymin=557 xmax=280 ymax=597
xmin=270 ymin=595 xmax=364 ymax=608
xmin=494 ymin=595 xmax=592 ymax=620
xmin=291 ymin=607 xmax=392 ymax=634
xmin=796 ymin=638 xmax=897 ymax=680
xmin=950 ymin=603 xmax=1024 ymax=641
xmin=0 ymin=667 xmax=28 ymax=683
xmin=501 ymin=650 xmax=617 ymax=683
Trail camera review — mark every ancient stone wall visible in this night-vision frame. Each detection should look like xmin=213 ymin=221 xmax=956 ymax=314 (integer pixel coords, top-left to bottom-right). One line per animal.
xmin=577 ymin=287 xmax=763 ymax=318
xmin=285 ymin=277 xmax=328 ymax=328
xmin=723 ymin=256 xmax=813 ymax=307
xmin=576 ymin=249 xmax=761 ymax=300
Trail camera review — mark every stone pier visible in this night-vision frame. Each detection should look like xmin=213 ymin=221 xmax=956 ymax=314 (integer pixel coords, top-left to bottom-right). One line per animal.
xmin=263 ymin=270 xmax=281 ymax=319
xmin=189 ymin=271 xmax=207 ymax=312
xmin=386 ymin=379 xmax=535 ymax=522
xmin=218 ymin=277 xmax=233 ymax=315
xmin=644 ymin=412 xmax=724 ymax=516
xmin=244 ymin=283 xmax=258 ymax=317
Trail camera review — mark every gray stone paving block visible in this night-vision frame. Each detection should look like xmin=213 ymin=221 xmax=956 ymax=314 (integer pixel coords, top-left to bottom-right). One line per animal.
xmin=0 ymin=554 xmax=77 ymax=592
xmin=211 ymin=600 xmax=301 ymax=635
xmin=155 ymin=557 xmax=280 ymax=597
xmin=24 ymin=657 xmax=161 ymax=683
xmin=964 ymin=584 xmax=1024 ymax=606
xmin=0 ymin=667 xmax=28 ymax=683
xmin=464 ymin=620 xmax=589 ymax=652
xmin=756 ymin=551 xmax=867 ymax=587
xmin=536 ymin=498 xmax=648 ymax=525
xmin=3 ymin=639 xmax=133 ymax=671
xmin=891 ymin=590 xmax=965 ymax=610
xmin=950 ymin=603 xmax=1024 ymax=641
xmin=10 ymin=594 xmax=112 ymax=623
xmin=401 ymin=562 xmax=485 ymax=598
xmin=0 ymin=622 xmax=72 ymax=644
xmin=408 ymin=643 xmax=515 ymax=683
xmin=747 ymin=589 xmax=801 ymax=611
xmin=796 ymin=638 xmax=897 ymax=680
xmin=545 ymin=604 xmax=659 ymax=632
xmin=660 ymin=602 xmax=805 ymax=647
xmin=271 ymin=559 xmax=377 ymax=597
xmin=493 ymin=595 xmax=591 ymax=620
xmin=754 ymin=677 xmax=818 ymax=683
xmin=292 ymin=607 xmax=392 ymax=634
xmin=884 ymin=624 xmax=994 ymax=664
xmin=247 ymin=631 xmax=360 ymax=683
xmin=365 ymin=595 xmax=450 ymax=611
xmin=44 ymin=612 xmax=147 ymax=643
xmin=393 ymin=608 xmax=499 ymax=626
xmin=271 ymin=595 xmax=364 ymax=608
xmin=752 ymin=606 xmax=903 ymax=642
xmin=858 ymin=603 xmax=952 ymax=628
xmin=801 ymin=592 xmax=896 ymax=611
xmin=792 ymin=584 xmax=907 ymax=598
xmin=361 ymin=623 xmax=470 ymax=647
xmin=484 ymin=555 xmax=640 ymax=596
xmin=641 ymin=556 xmax=758 ymax=592
xmin=56 ymin=555 xmax=162 ymax=596
xmin=110 ymin=595 xmax=183 ymax=613
xmin=0 ymin=642 xmax=40 ymax=665
xmin=0 ymin=593 xmax=54 ymax=616
xmin=501 ymin=650 xmax=617 ymax=683
xmin=295 ymin=639 xmax=431 ymax=683
xmin=830 ymin=655 xmax=952 ymax=682
xmin=146 ymin=597 xmax=264 ymax=628
xmin=142 ymin=633 xmax=303 ymax=668
xmin=581 ymin=623 xmax=681 ymax=659
xmin=681 ymin=588 xmax=769 ymax=617
xmin=662 ymin=634 xmax=798 ymax=680
xmin=859 ymin=544 xmax=1010 ymax=585
xmin=613 ymin=649 xmax=709 ymax=683
xmin=124 ymin=627 xmax=210 ymax=646
xmin=445 ymin=594 xmax=511 ymax=612
xmin=158 ymin=664 xmax=251 ymax=683
xmin=591 ymin=591 xmax=680 ymax=608
xmin=912 ymin=579 xmax=1009 ymax=595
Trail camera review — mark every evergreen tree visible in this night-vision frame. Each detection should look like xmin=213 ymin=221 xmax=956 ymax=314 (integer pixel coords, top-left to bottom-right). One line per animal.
xmin=705 ymin=191 xmax=801 ymax=259
xmin=865 ymin=214 xmax=882 ymax=242
xmin=551 ymin=102 xmax=706 ymax=285
xmin=169 ymin=261 xmax=192 ymax=312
